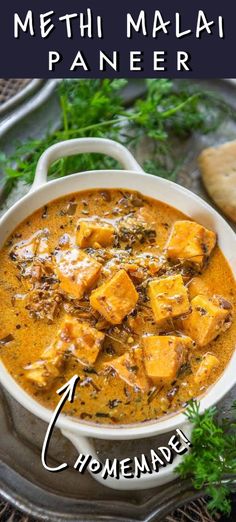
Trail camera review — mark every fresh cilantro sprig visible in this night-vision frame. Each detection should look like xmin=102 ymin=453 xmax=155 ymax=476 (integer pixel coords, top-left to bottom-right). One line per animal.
xmin=177 ymin=400 xmax=236 ymax=516
xmin=0 ymin=78 xmax=233 ymax=196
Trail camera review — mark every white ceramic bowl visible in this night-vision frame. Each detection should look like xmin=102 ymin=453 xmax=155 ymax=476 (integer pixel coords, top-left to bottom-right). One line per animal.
xmin=0 ymin=138 xmax=235 ymax=490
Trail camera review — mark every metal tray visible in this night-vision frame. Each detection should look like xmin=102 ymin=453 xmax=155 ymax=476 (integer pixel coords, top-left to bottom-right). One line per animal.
xmin=0 ymin=79 xmax=235 ymax=521
xmin=0 ymin=80 xmax=44 ymax=117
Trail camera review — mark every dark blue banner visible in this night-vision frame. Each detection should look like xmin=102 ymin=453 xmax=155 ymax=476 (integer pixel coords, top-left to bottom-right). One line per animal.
xmin=0 ymin=0 xmax=234 ymax=77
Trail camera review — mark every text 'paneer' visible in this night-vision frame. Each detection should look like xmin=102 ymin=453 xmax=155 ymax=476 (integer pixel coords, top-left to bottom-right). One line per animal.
xmin=90 ymin=269 xmax=139 ymax=324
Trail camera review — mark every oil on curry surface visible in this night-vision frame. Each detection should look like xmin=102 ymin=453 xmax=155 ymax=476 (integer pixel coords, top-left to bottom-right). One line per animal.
xmin=0 ymin=189 xmax=235 ymax=424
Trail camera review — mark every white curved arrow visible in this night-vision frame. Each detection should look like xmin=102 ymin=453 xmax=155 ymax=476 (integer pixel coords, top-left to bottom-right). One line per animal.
xmin=41 ymin=374 xmax=80 ymax=472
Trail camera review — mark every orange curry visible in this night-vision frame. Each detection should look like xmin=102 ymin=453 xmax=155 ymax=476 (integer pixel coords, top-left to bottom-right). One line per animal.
xmin=0 ymin=189 xmax=235 ymax=424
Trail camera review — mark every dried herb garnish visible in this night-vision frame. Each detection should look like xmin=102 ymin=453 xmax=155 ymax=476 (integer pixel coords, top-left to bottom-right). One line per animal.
xmin=80 ymin=412 xmax=92 ymax=420
xmin=167 ymin=385 xmax=179 ymax=401
xmin=80 ymin=377 xmax=100 ymax=392
xmin=147 ymin=386 xmax=159 ymax=404
xmin=83 ymin=367 xmax=97 ymax=375
xmin=177 ymin=361 xmax=192 ymax=378
xmin=107 ymin=399 xmax=122 ymax=409
xmin=66 ymin=201 xmax=78 ymax=216
xmin=95 ymin=412 xmax=110 ymax=418
xmin=41 ymin=206 xmax=48 ymax=219
xmin=0 ymin=334 xmax=14 ymax=345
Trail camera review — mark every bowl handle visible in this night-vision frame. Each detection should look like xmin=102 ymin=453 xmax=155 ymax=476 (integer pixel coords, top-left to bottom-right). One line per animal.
xmin=31 ymin=138 xmax=143 ymax=192
xmin=61 ymin=423 xmax=192 ymax=491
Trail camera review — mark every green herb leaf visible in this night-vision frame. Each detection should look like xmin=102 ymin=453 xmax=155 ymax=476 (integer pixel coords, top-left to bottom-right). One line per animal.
xmin=0 ymin=79 xmax=233 ymax=194
xmin=177 ymin=400 xmax=236 ymax=515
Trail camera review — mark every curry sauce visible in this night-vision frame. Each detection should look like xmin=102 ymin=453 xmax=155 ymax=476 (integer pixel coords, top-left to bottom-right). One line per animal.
xmin=0 ymin=189 xmax=235 ymax=425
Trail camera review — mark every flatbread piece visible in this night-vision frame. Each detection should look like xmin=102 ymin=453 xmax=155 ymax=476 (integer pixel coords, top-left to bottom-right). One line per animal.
xmin=198 ymin=139 xmax=236 ymax=222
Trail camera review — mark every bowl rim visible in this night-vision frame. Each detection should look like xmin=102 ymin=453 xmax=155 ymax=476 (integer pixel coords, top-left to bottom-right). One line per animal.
xmin=0 ymin=168 xmax=235 ymax=440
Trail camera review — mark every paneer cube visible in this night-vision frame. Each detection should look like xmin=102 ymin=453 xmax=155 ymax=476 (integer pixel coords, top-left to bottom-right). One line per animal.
xmin=25 ymin=315 xmax=104 ymax=387
xmin=166 ymin=220 xmax=216 ymax=269
xmin=182 ymin=295 xmax=232 ymax=347
xmin=42 ymin=338 xmax=67 ymax=361
xmin=127 ymin=314 xmax=145 ymax=335
xmin=117 ymin=214 xmax=156 ymax=246
xmin=148 ymin=274 xmax=190 ymax=323
xmin=25 ymin=359 xmax=62 ymax=388
xmin=55 ymin=248 xmax=101 ymax=299
xmin=194 ymin=353 xmax=220 ymax=385
xmin=90 ymin=269 xmax=139 ymax=324
xmin=60 ymin=316 xmax=104 ymax=366
xmin=188 ymin=276 xmax=210 ymax=300
xmin=25 ymin=337 xmax=66 ymax=388
xmin=104 ymin=347 xmax=150 ymax=392
xmin=142 ymin=335 xmax=191 ymax=384
xmin=76 ymin=220 xmax=114 ymax=248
